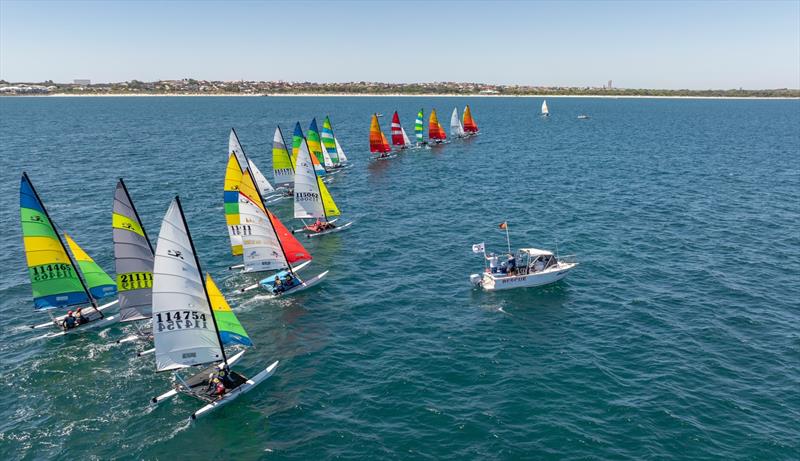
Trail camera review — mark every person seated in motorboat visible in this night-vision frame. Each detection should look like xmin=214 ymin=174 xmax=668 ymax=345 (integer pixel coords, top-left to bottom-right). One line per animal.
xmin=74 ymin=307 xmax=90 ymax=325
xmin=533 ymin=257 xmax=545 ymax=273
xmin=507 ymin=254 xmax=517 ymax=276
xmin=62 ymin=310 xmax=77 ymax=330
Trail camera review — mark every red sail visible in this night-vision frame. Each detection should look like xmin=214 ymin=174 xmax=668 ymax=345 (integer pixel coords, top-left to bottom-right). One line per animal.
xmin=370 ymin=114 xmax=391 ymax=153
xmin=429 ymin=109 xmax=447 ymax=140
xmin=463 ymin=105 xmax=478 ymax=133
xmin=390 ymin=111 xmax=405 ymax=146
xmin=267 ymin=209 xmax=311 ymax=264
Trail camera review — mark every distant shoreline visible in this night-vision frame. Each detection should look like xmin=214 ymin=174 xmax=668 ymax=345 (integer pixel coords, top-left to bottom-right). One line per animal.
xmin=5 ymin=93 xmax=798 ymax=100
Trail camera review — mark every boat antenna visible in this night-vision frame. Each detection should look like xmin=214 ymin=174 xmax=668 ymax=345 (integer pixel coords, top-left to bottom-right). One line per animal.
xmin=555 ymin=238 xmax=560 ymax=261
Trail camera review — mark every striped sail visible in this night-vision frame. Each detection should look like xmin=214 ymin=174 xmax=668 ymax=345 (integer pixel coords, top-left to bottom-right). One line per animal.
xmin=334 ymin=137 xmax=348 ymax=163
xmin=20 ymin=173 xmax=90 ymax=309
xmin=224 ymin=153 xmax=244 ymax=256
xmin=113 ymin=179 xmax=154 ymax=322
xmin=429 ymin=109 xmax=446 ymax=140
xmin=272 ymin=126 xmax=294 ymax=188
xmin=307 ymin=118 xmax=325 ymax=166
xmin=463 ymin=105 xmax=478 ymax=133
xmin=391 ymin=111 xmax=405 ymax=146
xmin=293 ymin=122 xmax=325 ymax=176
xmin=65 ymin=234 xmax=117 ymax=301
xmin=294 ymin=138 xmax=340 ymax=219
xmin=153 ymin=198 xmax=224 ymax=372
xmin=370 ymin=114 xmax=391 ymax=153
xmin=450 ymin=108 xmax=465 ymax=138
xmin=320 ymin=117 xmax=340 ymax=164
xmin=206 ymin=274 xmax=251 ymax=346
xmin=414 ymin=109 xmax=425 ymax=142
xmin=247 ymin=158 xmax=275 ymax=195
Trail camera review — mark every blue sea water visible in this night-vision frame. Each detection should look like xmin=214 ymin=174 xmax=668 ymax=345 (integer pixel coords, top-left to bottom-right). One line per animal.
xmin=0 ymin=96 xmax=798 ymax=460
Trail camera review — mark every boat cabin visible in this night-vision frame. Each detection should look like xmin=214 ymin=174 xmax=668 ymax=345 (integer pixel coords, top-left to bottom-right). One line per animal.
xmin=489 ymin=248 xmax=559 ymax=276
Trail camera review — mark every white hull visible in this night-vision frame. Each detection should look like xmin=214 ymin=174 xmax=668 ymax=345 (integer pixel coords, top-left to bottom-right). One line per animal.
xmin=474 ymin=263 xmax=577 ymax=291
xmin=191 ymin=360 xmax=279 ymax=420
xmin=150 ymin=349 xmax=246 ymax=405
xmin=46 ymin=314 xmax=120 ymax=337
xmin=306 ymin=221 xmax=353 ymax=238
xmin=32 ymin=299 xmax=119 ymax=330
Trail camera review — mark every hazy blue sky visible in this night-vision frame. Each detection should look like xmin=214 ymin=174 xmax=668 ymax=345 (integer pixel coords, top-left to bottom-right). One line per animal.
xmin=1 ymin=0 xmax=798 ymax=89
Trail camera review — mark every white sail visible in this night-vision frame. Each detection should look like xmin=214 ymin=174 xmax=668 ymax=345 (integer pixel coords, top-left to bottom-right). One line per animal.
xmin=541 ymin=100 xmax=549 ymax=115
xmin=335 ymin=137 xmax=348 ymax=163
xmin=229 ymin=129 xmax=248 ymax=169
xmin=450 ymin=108 xmax=465 ymax=137
xmin=247 ymin=159 xmax=275 ymax=195
xmin=401 ymin=127 xmax=411 ymax=146
xmin=152 ymin=198 xmax=223 ymax=372
xmin=239 ymin=192 xmax=286 ymax=272
xmin=320 ymin=142 xmax=335 ymax=169
xmin=293 ymin=139 xmax=325 ymax=219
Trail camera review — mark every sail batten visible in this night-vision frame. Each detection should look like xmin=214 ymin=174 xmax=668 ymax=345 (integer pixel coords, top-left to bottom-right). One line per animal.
xmin=113 ymin=180 xmax=154 ymax=322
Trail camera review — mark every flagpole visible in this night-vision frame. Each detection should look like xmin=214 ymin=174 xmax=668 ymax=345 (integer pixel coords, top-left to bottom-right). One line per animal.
xmin=505 ymin=223 xmax=511 ymax=254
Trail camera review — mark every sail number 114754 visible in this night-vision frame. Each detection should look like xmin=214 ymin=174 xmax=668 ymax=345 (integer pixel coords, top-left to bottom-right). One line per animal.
xmin=156 ymin=310 xmax=209 ymax=332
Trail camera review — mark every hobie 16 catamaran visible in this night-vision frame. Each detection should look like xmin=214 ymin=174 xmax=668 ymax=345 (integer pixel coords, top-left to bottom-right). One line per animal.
xmin=428 ymin=109 xmax=447 ymax=144
xmin=294 ymin=137 xmax=352 ymax=237
xmin=369 ymin=113 xmax=392 ymax=158
xmin=391 ymin=111 xmax=412 ymax=149
xmin=150 ymin=197 xmax=278 ymax=420
xmin=21 ymin=173 xmax=119 ymax=334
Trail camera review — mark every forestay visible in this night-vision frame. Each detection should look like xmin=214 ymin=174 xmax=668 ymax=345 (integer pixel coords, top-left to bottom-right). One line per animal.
xmin=113 ymin=179 xmax=154 ymax=322
xmin=152 ymin=198 xmax=224 ymax=372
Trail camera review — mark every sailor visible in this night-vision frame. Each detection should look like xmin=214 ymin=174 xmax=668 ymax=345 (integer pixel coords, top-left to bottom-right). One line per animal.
xmin=274 ymin=277 xmax=285 ymax=294
xmin=487 ymin=253 xmax=499 ymax=273
xmin=214 ymin=380 xmax=226 ymax=397
xmin=218 ymin=366 xmax=235 ymax=388
xmin=63 ymin=311 xmax=77 ymax=330
xmin=533 ymin=257 xmax=545 ymax=272
xmin=507 ymin=254 xmax=517 ymax=275
xmin=284 ymin=273 xmax=294 ymax=287
xmin=75 ymin=307 xmax=89 ymax=325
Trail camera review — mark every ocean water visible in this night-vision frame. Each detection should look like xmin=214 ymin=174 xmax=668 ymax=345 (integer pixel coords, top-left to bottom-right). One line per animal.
xmin=0 ymin=96 xmax=798 ymax=460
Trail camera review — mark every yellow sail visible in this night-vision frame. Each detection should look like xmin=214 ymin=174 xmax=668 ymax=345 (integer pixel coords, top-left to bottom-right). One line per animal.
xmin=224 ymin=153 xmax=244 ymax=255
xmin=317 ymin=176 xmax=340 ymax=217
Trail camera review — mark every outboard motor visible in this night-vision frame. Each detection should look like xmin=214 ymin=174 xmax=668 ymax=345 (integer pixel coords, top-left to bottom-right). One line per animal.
xmin=469 ymin=274 xmax=482 ymax=287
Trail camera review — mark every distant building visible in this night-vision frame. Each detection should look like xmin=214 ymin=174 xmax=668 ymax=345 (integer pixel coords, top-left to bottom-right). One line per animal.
xmin=74 ymin=79 xmax=91 ymax=85
xmin=608 ymin=80 xmax=612 ymax=89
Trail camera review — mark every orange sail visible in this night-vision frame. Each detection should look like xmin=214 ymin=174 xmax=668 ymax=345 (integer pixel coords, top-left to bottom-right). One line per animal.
xmin=463 ymin=105 xmax=478 ymax=133
xmin=429 ymin=109 xmax=447 ymax=140
xmin=370 ymin=114 xmax=391 ymax=153
xmin=267 ymin=209 xmax=311 ymax=264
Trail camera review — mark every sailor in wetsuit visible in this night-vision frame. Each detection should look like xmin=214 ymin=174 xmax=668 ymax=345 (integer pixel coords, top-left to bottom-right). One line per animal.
xmin=62 ymin=311 xmax=77 ymax=330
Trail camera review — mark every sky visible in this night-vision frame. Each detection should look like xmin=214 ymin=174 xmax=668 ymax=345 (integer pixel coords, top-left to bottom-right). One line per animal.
xmin=1 ymin=0 xmax=798 ymax=89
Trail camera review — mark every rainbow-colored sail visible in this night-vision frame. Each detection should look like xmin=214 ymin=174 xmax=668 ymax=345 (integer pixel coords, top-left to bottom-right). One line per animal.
xmin=20 ymin=173 xmax=90 ymax=309
xmin=64 ymin=234 xmax=117 ymax=300
xmin=429 ymin=109 xmax=446 ymax=140
xmin=206 ymin=274 xmax=252 ymax=346
xmin=321 ymin=116 xmax=340 ymax=164
xmin=370 ymin=114 xmax=391 ymax=153
xmin=414 ymin=109 xmax=425 ymax=142
xmin=307 ymin=118 xmax=325 ymax=165
xmin=463 ymin=105 xmax=478 ymax=133
xmin=293 ymin=122 xmax=326 ymax=175
xmin=224 ymin=153 xmax=244 ymax=256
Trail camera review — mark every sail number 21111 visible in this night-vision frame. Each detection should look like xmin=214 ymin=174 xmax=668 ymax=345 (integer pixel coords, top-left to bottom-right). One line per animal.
xmin=156 ymin=311 xmax=208 ymax=332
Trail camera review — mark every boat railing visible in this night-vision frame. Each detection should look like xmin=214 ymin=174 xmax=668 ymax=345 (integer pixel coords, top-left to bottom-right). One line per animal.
xmin=558 ymin=254 xmax=578 ymax=264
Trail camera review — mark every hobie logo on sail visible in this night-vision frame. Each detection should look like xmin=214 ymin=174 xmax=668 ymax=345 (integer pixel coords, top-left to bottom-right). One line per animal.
xmin=167 ymin=249 xmax=184 ymax=259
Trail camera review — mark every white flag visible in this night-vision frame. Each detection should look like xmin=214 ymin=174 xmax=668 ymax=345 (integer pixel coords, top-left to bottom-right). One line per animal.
xmin=472 ymin=242 xmax=485 ymax=254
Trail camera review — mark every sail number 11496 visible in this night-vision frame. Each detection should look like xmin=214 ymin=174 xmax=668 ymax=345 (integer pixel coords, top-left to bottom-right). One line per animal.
xmin=156 ymin=310 xmax=208 ymax=332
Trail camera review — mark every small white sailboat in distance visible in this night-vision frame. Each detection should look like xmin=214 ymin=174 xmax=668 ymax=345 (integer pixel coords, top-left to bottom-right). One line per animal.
xmin=541 ymin=100 xmax=550 ymax=117
xmin=450 ymin=107 xmax=466 ymax=138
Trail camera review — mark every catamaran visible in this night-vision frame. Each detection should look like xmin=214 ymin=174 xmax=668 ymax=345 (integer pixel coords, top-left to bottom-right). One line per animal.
xmin=21 ymin=172 xmax=119 ymax=334
xmin=113 ymin=178 xmax=156 ymax=347
xmin=541 ymin=100 xmax=550 ymax=117
xmin=321 ymin=116 xmax=349 ymax=168
xmin=271 ymin=126 xmax=295 ymax=198
xmin=369 ymin=113 xmax=392 ymax=158
xmin=463 ymin=105 xmax=479 ymax=135
xmin=293 ymin=136 xmax=352 ymax=237
xmin=293 ymin=122 xmax=326 ymax=177
xmin=450 ymin=107 xmax=466 ymax=138
xmin=308 ymin=118 xmax=336 ymax=171
xmin=428 ymin=109 xmax=447 ymax=144
xmin=469 ymin=223 xmax=577 ymax=291
xmin=229 ymin=128 xmax=276 ymax=198
xmin=149 ymin=196 xmax=278 ymax=420
xmin=391 ymin=111 xmax=412 ymax=149
xmin=414 ymin=108 xmax=428 ymax=147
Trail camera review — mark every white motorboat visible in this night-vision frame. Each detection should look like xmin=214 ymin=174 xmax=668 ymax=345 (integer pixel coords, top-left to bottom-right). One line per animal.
xmin=471 ymin=248 xmax=577 ymax=291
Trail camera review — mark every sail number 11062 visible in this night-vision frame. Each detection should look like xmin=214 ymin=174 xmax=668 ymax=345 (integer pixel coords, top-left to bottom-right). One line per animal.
xmin=156 ymin=310 xmax=209 ymax=332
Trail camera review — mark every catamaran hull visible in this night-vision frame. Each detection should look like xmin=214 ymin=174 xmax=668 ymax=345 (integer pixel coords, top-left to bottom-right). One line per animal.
xmin=259 ymin=270 xmax=328 ymax=297
xmin=306 ymin=221 xmax=353 ymax=238
xmin=473 ymin=264 xmax=577 ymax=291
xmin=150 ymin=350 xmax=246 ymax=405
xmin=32 ymin=299 xmax=119 ymax=329
xmin=48 ymin=314 xmax=120 ymax=336
xmin=190 ymin=360 xmax=279 ymax=420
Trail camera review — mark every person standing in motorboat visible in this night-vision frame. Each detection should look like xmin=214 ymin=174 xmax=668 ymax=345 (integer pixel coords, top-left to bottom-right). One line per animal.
xmin=507 ymin=253 xmax=517 ymax=276
xmin=486 ymin=253 xmax=499 ymax=273
xmin=533 ymin=257 xmax=545 ymax=273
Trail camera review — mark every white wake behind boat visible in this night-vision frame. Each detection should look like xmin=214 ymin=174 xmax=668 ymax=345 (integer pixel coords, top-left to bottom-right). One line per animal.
xmin=471 ymin=248 xmax=577 ymax=291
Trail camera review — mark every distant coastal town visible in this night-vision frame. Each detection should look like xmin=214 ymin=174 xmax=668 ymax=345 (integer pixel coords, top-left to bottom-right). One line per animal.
xmin=1 ymin=79 xmax=797 ymax=98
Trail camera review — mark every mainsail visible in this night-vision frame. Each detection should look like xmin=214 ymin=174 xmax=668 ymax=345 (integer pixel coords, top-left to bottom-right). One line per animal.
xmin=307 ymin=118 xmax=334 ymax=169
xmin=294 ymin=138 xmax=340 ymax=220
xmin=414 ymin=109 xmax=425 ymax=142
xmin=450 ymin=108 xmax=465 ymax=138
xmin=229 ymin=128 xmax=248 ymax=171
xmin=463 ymin=105 xmax=478 ymax=133
xmin=223 ymin=153 xmax=244 ymax=256
xmin=429 ymin=109 xmax=447 ymax=140
xmin=320 ymin=116 xmax=341 ymax=165
xmin=370 ymin=114 xmax=391 ymax=153
xmin=541 ymin=100 xmax=549 ymax=116
xmin=113 ymin=179 xmax=154 ymax=322
xmin=20 ymin=173 xmax=90 ymax=309
xmin=391 ymin=111 xmax=405 ymax=146
xmin=293 ymin=122 xmax=326 ymax=176
xmin=153 ymin=198 xmax=226 ymax=372
xmin=334 ymin=137 xmax=348 ymax=163
xmin=247 ymin=159 xmax=275 ymax=196
xmin=272 ymin=126 xmax=294 ymax=189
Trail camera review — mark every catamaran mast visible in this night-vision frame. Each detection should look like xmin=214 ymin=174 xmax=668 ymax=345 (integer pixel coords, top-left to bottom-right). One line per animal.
xmin=119 ymin=177 xmax=154 ymax=254
xmin=174 ymin=196 xmax=228 ymax=366
xmin=23 ymin=172 xmax=102 ymax=316
xmin=277 ymin=125 xmax=294 ymax=173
